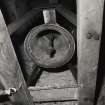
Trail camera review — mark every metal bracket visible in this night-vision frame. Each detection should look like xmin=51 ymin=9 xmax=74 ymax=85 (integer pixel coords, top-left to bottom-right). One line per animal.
xmin=0 ymin=88 xmax=17 ymax=96
xmin=0 ymin=82 xmax=22 ymax=96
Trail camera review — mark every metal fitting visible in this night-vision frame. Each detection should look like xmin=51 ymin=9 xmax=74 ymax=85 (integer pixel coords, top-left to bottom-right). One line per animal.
xmin=87 ymin=32 xmax=100 ymax=40
xmin=0 ymin=88 xmax=17 ymax=96
xmin=87 ymin=33 xmax=93 ymax=39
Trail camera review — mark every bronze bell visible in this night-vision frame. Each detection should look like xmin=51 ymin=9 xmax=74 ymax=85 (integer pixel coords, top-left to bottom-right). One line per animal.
xmin=24 ymin=9 xmax=75 ymax=68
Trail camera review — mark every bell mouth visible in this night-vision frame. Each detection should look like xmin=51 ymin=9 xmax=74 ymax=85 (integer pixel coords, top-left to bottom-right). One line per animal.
xmin=24 ymin=24 xmax=75 ymax=68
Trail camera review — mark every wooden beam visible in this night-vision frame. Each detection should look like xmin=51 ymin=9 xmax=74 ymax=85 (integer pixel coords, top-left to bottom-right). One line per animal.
xmin=2 ymin=0 xmax=18 ymax=23
xmin=97 ymin=5 xmax=105 ymax=104
xmin=7 ymin=9 xmax=40 ymax=35
xmin=0 ymin=10 xmax=34 ymax=105
xmin=29 ymin=70 xmax=78 ymax=102
xmin=57 ymin=5 xmax=77 ymax=26
xmin=43 ymin=9 xmax=56 ymax=24
xmin=35 ymin=101 xmax=78 ymax=105
xmin=77 ymin=0 xmax=104 ymax=105
xmin=29 ymin=87 xmax=78 ymax=102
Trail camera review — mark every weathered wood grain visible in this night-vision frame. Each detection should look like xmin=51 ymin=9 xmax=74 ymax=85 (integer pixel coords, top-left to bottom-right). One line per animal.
xmin=30 ymin=87 xmax=78 ymax=102
xmin=0 ymin=10 xmax=34 ymax=105
xmin=35 ymin=101 xmax=78 ymax=105
xmin=43 ymin=9 xmax=56 ymax=24
xmin=77 ymin=0 xmax=104 ymax=105
xmin=29 ymin=70 xmax=78 ymax=102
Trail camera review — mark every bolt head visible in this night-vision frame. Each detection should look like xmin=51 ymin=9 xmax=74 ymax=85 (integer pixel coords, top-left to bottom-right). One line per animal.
xmin=87 ymin=33 xmax=93 ymax=39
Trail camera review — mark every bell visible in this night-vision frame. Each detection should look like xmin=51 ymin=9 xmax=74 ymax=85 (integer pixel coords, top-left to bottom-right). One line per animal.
xmin=24 ymin=24 xmax=75 ymax=68
xmin=24 ymin=9 xmax=75 ymax=69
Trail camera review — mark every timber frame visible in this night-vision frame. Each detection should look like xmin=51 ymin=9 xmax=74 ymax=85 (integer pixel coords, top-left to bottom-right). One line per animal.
xmin=0 ymin=0 xmax=104 ymax=105
xmin=0 ymin=10 xmax=34 ymax=105
xmin=77 ymin=0 xmax=104 ymax=105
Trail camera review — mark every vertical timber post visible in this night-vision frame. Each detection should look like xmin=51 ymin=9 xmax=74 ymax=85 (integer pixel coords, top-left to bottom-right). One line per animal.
xmin=77 ymin=0 xmax=104 ymax=105
xmin=0 ymin=10 xmax=34 ymax=105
